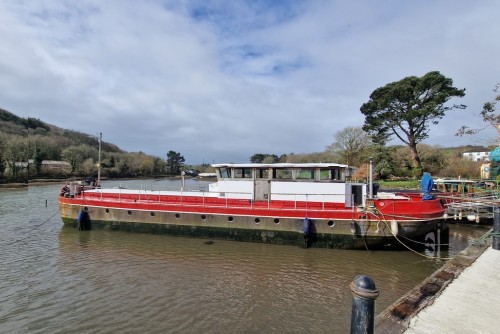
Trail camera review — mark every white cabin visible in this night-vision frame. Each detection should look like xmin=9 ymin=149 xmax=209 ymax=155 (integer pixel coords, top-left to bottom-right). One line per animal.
xmin=210 ymin=163 xmax=366 ymax=207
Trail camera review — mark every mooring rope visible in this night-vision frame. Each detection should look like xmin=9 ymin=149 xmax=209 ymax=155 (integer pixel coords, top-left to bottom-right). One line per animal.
xmin=2 ymin=209 xmax=61 ymax=246
xmin=369 ymin=209 xmax=455 ymax=260
xmin=471 ymin=231 xmax=500 ymax=244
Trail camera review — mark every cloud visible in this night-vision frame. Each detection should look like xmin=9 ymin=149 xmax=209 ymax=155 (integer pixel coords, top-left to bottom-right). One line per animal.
xmin=1 ymin=0 xmax=499 ymax=163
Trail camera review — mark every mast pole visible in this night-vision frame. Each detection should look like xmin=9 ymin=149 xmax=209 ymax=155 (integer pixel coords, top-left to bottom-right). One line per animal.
xmin=369 ymin=157 xmax=373 ymax=198
xmin=97 ymin=132 xmax=102 ymax=187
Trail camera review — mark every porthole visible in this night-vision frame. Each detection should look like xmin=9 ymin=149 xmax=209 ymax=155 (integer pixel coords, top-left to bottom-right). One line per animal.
xmin=254 ymin=218 xmax=260 ymax=224
xmin=150 ymin=212 xmax=155 ymax=217
xmin=273 ymin=218 xmax=280 ymax=224
xmin=228 ymin=216 xmax=234 ymax=222
xmin=105 ymin=208 xmax=109 ymax=214
xmin=175 ymin=213 xmax=180 ymax=219
xmin=127 ymin=210 xmax=132 ymax=215
xmin=327 ymin=220 xmax=335 ymax=227
xmin=201 ymin=215 xmax=207 ymax=221
xmin=83 ymin=207 xmax=88 ymax=212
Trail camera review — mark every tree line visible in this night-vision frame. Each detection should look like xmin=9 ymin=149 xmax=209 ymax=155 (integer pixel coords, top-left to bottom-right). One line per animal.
xmin=0 ymin=109 xmax=190 ymax=183
xmin=251 ymin=137 xmax=488 ymax=181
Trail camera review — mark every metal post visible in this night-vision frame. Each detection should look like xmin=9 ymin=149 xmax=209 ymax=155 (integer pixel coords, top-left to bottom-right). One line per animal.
xmin=369 ymin=158 xmax=374 ymax=198
xmin=494 ymin=208 xmax=500 ymax=251
xmin=97 ymin=132 xmax=102 ymax=187
xmin=350 ymin=275 xmax=379 ymax=334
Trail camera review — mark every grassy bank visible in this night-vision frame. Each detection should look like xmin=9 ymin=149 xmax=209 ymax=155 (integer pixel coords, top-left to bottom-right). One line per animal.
xmin=377 ymin=179 xmax=420 ymax=190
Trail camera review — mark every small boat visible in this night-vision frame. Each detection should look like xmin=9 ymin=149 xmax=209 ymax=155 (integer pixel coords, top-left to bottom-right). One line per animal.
xmin=433 ymin=178 xmax=497 ymax=223
xmin=58 ymin=163 xmax=446 ymax=249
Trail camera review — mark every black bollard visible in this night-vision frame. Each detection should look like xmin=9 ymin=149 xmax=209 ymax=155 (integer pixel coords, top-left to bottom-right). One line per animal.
xmin=350 ymin=275 xmax=379 ymax=334
xmin=494 ymin=208 xmax=500 ymax=251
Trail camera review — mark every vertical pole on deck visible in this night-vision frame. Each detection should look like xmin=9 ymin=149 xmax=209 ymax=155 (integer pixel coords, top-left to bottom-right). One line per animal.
xmin=350 ymin=275 xmax=379 ymax=334
xmin=493 ymin=207 xmax=500 ymax=251
xmin=369 ymin=158 xmax=374 ymax=198
xmin=97 ymin=132 xmax=101 ymax=187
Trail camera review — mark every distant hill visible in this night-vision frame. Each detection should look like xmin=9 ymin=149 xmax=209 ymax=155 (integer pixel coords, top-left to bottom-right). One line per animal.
xmin=0 ymin=107 xmax=122 ymax=153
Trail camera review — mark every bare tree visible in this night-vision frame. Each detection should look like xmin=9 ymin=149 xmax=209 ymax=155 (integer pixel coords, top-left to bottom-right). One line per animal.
xmin=457 ymin=82 xmax=500 ymax=145
xmin=326 ymin=127 xmax=372 ymax=166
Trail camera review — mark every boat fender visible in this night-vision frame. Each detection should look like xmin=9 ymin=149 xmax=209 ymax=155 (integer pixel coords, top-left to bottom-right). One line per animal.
xmin=303 ymin=217 xmax=311 ymax=236
xmin=77 ymin=208 xmax=90 ymax=231
xmin=390 ymin=219 xmax=398 ymax=236
xmin=303 ymin=218 xmax=311 ymax=248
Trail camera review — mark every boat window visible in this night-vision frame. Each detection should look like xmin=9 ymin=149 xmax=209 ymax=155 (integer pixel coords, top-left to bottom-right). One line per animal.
xmin=296 ymin=169 xmax=315 ymax=180
xmin=219 ymin=167 xmax=231 ymax=178
xmin=275 ymin=169 xmax=292 ymax=179
xmin=234 ymin=168 xmax=252 ymax=178
xmin=320 ymin=170 xmax=331 ymax=180
xmin=257 ymin=169 xmax=269 ymax=179
xmin=319 ymin=169 xmax=342 ymax=180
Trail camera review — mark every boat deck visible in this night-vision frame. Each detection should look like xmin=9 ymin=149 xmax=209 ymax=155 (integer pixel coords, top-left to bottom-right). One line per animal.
xmin=61 ymin=188 xmax=444 ymax=222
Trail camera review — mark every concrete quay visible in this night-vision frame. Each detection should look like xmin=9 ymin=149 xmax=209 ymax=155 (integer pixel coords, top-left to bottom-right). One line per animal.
xmin=375 ymin=231 xmax=500 ymax=334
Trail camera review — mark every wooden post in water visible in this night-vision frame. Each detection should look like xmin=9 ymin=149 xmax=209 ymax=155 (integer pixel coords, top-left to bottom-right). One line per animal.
xmin=350 ymin=275 xmax=379 ymax=334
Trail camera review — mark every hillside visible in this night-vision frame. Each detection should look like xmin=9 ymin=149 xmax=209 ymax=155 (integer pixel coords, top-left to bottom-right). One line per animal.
xmin=0 ymin=107 xmax=171 ymax=183
xmin=0 ymin=107 xmax=122 ymax=153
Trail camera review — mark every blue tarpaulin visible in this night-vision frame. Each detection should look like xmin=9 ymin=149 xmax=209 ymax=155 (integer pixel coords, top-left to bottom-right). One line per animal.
xmin=421 ymin=172 xmax=435 ymax=200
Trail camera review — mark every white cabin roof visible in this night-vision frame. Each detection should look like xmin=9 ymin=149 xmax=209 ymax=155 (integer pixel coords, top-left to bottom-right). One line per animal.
xmin=211 ymin=163 xmax=349 ymax=169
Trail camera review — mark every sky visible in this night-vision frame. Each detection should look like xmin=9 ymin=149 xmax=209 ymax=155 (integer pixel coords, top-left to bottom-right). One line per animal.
xmin=1 ymin=0 xmax=499 ymax=164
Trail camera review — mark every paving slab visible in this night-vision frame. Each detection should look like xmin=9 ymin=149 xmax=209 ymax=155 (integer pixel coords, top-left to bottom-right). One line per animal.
xmin=375 ymin=231 xmax=498 ymax=334
xmin=404 ymin=246 xmax=500 ymax=334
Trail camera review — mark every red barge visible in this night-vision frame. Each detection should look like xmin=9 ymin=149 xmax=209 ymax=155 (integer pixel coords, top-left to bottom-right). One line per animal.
xmin=59 ymin=163 xmax=446 ymax=249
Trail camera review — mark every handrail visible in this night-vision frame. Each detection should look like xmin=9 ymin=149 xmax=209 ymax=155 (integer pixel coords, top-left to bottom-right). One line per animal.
xmin=83 ymin=187 xmax=358 ymax=212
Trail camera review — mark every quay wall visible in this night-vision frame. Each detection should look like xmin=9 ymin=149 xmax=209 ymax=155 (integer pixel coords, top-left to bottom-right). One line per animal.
xmin=374 ymin=228 xmax=492 ymax=333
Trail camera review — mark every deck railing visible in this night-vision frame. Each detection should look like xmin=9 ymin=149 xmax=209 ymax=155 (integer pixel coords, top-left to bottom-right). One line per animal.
xmin=84 ymin=187 xmax=357 ymax=213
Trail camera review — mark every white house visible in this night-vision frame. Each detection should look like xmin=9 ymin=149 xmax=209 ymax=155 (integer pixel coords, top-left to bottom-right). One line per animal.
xmin=462 ymin=151 xmax=490 ymax=162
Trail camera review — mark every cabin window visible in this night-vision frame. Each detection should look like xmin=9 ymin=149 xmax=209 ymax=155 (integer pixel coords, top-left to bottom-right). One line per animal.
xmin=319 ymin=170 xmax=331 ymax=180
xmin=219 ymin=168 xmax=231 ymax=178
xmin=274 ymin=169 xmax=292 ymax=179
xmin=234 ymin=168 xmax=252 ymax=179
xmin=295 ymin=169 xmax=315 ymax=180
xmin=257 ymin=169 xmax=269 ymax=179
xmin=319 ymin=169 xmax=342 ymax=180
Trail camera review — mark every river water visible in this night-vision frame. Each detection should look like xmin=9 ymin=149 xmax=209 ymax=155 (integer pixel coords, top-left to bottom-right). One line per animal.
xmin=0 ymin=179 xmax=490 ymax=333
